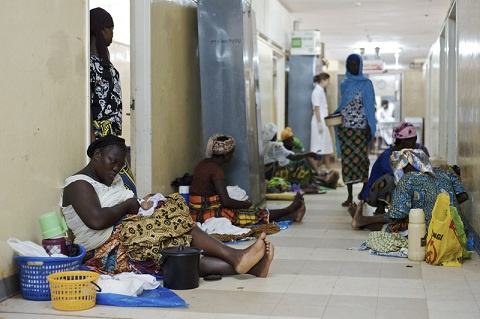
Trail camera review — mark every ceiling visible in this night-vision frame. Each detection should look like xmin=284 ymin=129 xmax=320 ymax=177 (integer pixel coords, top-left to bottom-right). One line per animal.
xmin=278 ymin=0 xmax=453 ymax=69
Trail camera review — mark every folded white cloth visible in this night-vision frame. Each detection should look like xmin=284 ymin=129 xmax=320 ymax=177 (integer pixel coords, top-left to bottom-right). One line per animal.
xmin=226 ymin=185 xmax=249 ymax=201
xmin=138 ymin=193 xmax=167 ymax=216
xmin=197 ymin=217 xmax=251 ymax=236
xmin=97 ymin=272 xmax=160 ymax=296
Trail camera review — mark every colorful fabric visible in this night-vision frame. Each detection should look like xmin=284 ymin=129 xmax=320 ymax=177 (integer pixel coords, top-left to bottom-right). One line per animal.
xmin=205 ymin=134 xmax=235 ymax=158
xmin=392 ymin=121 xmax=417 ymax=139
xmin=434 ymin=167 xmax=466 ymax=209
xmin=271 ymin=159 xmax=315 ymax=188
xmin=280 ymin=127 xmax=293 ymax=141
xmin=366 ymin=231 xmax=408 ymax=253
xmin=337 ymin=126 xmax=369 ymax=184
xmin=340 ymin=92 xmax=368 ymax=129
xmin=94 ymin=120 xmax=137 ymax=196
xmin=390 ymin=149 xmax=433 ymax=184
xmin=82 ymin=218 xmax=160 ymax=276
xmin=120 ymin=193 xmax=195 ymax=267
xmin=365 ymin=173 xmax=394 ymax=207
xmin=90 ymin=54 xmax=122 ymax=135
xmin=189 ymin=194 xmax=269 ymax=226
xmin=388 ymin=171 xmax=438 ymax=232
xmin=267 ymin=177 xmax=291 ymax=193
xmin=334 ymin=53 xmax=377 ymax=144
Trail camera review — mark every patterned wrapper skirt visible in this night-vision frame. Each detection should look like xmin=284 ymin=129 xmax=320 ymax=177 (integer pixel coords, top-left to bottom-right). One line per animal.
xmin=365 ymin=173 xmax=395 ymax=207
xmin=266 ymin=159 xmax=315 ymax=188
xmin=82 ymin=193 xmax=194 ymax=275
xmin=189 ymin=194 xmax=269 ymax=226
xmin=338 ymin=126 xmax=370 ymax=184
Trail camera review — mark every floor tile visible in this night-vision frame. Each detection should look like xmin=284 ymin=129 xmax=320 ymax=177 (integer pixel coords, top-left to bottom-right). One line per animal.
xmin=331 ymin=277 xmax=379 ymax=297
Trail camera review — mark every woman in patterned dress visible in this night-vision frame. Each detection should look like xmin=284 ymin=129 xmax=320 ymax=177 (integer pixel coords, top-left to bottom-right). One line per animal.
xmin=61 ymin=135 xmax=274 ymax=278
xmin=90 ymin=7 xmax=136 ymax=195
xmin=334 ymin=54 xmax=377 ymax=207
xmin=349 ymin=149 xmax=468 ymax=232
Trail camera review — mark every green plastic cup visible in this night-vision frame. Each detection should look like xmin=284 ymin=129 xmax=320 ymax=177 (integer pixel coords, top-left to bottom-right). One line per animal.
xmin=38 ymin=211 xmax=68 ymax=239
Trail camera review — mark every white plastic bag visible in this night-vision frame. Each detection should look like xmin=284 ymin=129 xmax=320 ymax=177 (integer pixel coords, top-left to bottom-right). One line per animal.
xmin=7 ymin=238 xmax=49 ymax=257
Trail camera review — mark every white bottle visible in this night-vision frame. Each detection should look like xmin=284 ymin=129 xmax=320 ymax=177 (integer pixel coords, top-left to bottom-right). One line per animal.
xmin=408 ymin=208 xmax=426 ymax=261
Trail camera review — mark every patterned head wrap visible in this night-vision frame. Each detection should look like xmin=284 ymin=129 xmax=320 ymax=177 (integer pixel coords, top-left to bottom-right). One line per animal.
xmin=262 ymin=122 xmax=278 ymax=142
xmin=392 ymin=121 xmax=417 ymax=140
xmin=390 ymin=149 xmax=433 ymax=183
xmin=87 ymin=134 xmax=126 ymax=158
xmin=90 ymin=7 xmax=114 ymax=66
xmin=280 ymin=127 xmax=293 ymax=141
xmin=205 ymin=134 xmax=235 ymax=158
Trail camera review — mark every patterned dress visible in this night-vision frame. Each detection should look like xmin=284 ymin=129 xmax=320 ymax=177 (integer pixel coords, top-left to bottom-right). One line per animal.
xmin=90 ymin=54 xmax=123 ymax=136
xmin=338 ymin=91 xmax=370 ymax=184
xmin=387 ymin=169 xmax=465 ymax=232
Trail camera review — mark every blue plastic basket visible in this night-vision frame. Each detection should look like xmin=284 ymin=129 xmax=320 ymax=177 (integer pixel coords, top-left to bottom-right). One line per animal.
xmin=14 ymin=245 xmax=86 ymax=301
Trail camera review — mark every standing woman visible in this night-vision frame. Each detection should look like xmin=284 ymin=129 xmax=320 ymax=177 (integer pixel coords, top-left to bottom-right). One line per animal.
xmin=334 ymin=54 xmax=377 ymax=207
xmin=310 ymin=73 xmax=334 ymax=172
xmin=90 ymin=7 xmax=136 ymax=195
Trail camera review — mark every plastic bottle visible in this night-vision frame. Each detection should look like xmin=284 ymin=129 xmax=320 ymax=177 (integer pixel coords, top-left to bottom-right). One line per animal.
xmin=408 ymin=208 xmax=426 ymax=261
xmin=179 ymin=185 xmax=190 ymax=206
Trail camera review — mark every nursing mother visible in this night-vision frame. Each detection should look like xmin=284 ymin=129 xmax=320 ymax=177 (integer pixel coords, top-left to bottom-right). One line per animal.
xmin=61 ymin=135 xmax=274 ymax=277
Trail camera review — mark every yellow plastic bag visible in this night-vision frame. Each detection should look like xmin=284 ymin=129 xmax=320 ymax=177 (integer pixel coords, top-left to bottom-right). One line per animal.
xmin=425 ymin=193 xmax=463 ymax=267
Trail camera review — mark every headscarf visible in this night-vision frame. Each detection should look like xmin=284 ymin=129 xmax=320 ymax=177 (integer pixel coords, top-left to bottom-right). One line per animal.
xmin=334 ymin=54 xmax=377 ymax=142
xmin=280 ymin=127 xmax=293 ymax=141
xmin=392 ymin=121 xmax=417 ymax=140
xmin=390 ymin=149 xmax=433 ymax=183
xmin=87 ymin=134 xmax=126 ymax=158
xmin=205 ymin=134 xmax=235 ymax=158
xmin=262 ymin=122 xmax=278 ymax=142
xmin=90 ymin=7 xmax=114 ymax=66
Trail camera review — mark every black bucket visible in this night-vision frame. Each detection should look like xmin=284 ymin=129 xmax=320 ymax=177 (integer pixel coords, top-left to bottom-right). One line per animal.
xmin=160 ymin=246 xmax=203 ymax=290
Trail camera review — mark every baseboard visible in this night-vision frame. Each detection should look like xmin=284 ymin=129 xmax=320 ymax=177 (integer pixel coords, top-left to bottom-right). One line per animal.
xmin=0 ymin=273 xmax=19 ymax=302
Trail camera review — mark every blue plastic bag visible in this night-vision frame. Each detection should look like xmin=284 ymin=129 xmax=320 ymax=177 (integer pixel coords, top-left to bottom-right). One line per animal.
xmin=96 ymin=285 xmax=188 ymax=308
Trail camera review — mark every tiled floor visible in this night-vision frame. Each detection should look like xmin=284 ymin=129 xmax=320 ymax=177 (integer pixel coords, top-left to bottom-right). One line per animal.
xmin=1 ymin=170 xmax=480 ymax=318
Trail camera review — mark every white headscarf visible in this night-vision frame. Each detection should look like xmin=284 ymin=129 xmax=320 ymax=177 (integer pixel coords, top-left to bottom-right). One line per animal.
xmin=262 ymin=122 xmax=278 ymax=142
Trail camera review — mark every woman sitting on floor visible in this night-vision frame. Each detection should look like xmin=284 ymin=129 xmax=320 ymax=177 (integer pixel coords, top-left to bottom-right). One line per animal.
xmin=61 ymin=135 xmax=274 ymax=277
xmin=189 ymin=133 xmax=306 ymax=226
xmin=263 ymin=123 xmax=320 ymax=194
xmin=361 ymin=121 xmax=424 ymax=215
xmin=350 ymin=149 xmax=468 ymax=232
xmin=280 ymin=127 xmax=339 ymax=190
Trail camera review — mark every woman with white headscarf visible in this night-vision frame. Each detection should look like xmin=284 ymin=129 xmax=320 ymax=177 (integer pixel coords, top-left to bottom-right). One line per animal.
xmin=190 ymin=133 xmax=307 ymax=225
xmin=262 ymin=122 xmax=318 ymax=182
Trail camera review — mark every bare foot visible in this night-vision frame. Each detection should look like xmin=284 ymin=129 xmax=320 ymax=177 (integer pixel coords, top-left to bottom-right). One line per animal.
xmin=234 ymin=232 xmax=266 ymax=274
xmin=248 ymin=237 xmax=275 ymax=278
xmin=348 ymin=202 xmax=357 ymax=218
xmin=351 ymin=201 xmax=363 ymax=229
xmin=286 ymin=192 xmax=303 ymax=212
xmin=293 ymin=201 xmax=306 ymax=222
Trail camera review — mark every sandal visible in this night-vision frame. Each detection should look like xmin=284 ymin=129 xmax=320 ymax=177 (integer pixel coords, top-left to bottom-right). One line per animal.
xmin=341 ymin=199 xmax=352 ymax=207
